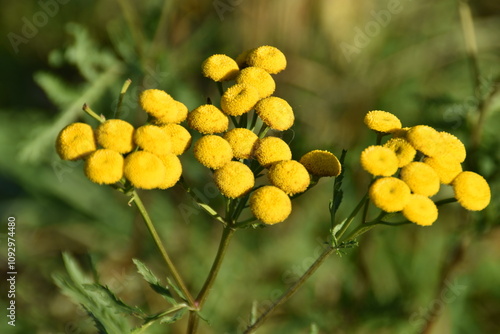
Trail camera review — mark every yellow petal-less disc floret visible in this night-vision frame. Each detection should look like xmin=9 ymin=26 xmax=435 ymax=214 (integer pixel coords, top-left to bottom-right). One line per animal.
xmin=400 ymin=162 xmax=440 ymax=197
xmin=193 ymin=135 xmax=233 ymax=169
xmin=255 ymin=97 xmax=294 ymax=131
xmin=246 ymin=46 xmax=287 ymax=74
xmin=56 ymin=122 xmax=97 ymax=160
xmin=236 ymin=67 xmax=276 ymax=99
xmin=406 ymin=125 xmax=441 ymax=157
xmin=250 ymin=185 xmax=292 ymax=224
xmin=213 ymin=161 xmax=255 ymax=198
xmin=235 ymin=48 xmax=253 ymax=68
xmin=154 ymin=100 xmax=189 ymax=125
xmin=220 ymin=83 xmax=260 ymax=116
xmin=134 ymin=125 xmax=172 ymax=156
xmin=299 ymin=150 xmax=341 ymax=177
xmin=223 ymin=128 xmax=259 ymax=159
xmin=391 ymin=127 xmax=411 ymax=138
xmin=369 ymin=177 xmax=411 ymax=212
xmin=254 ymin=136 xmax=292 ymax=168
xmin=157 ymin=153 xmax=183 ymax=189
xmin=402 ymin=194 xmax=438 ymax=226
xmin=452 ymin=171 xmax=491 ymax=211
xmin=267 ymin=160 xmax=310 ymax=195
xmin=383 ymin=137 xmax=416 ymax=168
xmin=436 ymin=131 xmax=466 ymax=163
xmin=96 ymin=119 xmax=135 ymax=154
xmin=187 ymin=104 xmax=229 ymax=134
xmin=160 ymin=124 xmax=192 ymax=155
xmin=84 ymin=149 xmax=124 ymax=184
xmin=124 ymin=151 xmax=166 ymax=189
xmin=364 ymin=110 xmax=402 ymax=133
xmin=423 ymin=157 xmax=462 ymax=185
xmin=139 ymin=89 xmax=178 ymax=122
xmin=202 ymin=54 xmax=240 ymax=82
xmin=360 ymin=145 xmax=399 ymax=176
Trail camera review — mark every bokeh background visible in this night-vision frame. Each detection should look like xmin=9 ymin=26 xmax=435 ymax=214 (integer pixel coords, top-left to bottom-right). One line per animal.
xmin=1 ymin=0 xmax=500 ymax=333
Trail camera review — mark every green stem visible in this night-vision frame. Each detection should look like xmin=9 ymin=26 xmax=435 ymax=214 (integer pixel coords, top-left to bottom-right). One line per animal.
xmin=435 ymin=197 xmax=458 ymax=206
xmin=114 ymin=78 xmax=132 ymax=119
xmin=334 ymin=192 xmax=369 ymax=241
xmin=187 ymin=227 xmax=236 ymax=333
xmin=249 ymin=110 xmax=258 ymax=130
xmin=131 ymin=190 xmax=195 ymax=308
xmin=244 ymin=244 xmax=335 ymax=333
xmin=257 ymin=123 xmax=269 ymax=138
xmin=179 ymin=177 xmax=226 ymax=226
xmin=83 ymin=104 xmax=105 ymax=123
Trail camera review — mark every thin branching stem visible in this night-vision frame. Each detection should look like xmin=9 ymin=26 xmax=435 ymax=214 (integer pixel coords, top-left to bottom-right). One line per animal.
xmin=114 ymin=79 xmax=132 ymax=119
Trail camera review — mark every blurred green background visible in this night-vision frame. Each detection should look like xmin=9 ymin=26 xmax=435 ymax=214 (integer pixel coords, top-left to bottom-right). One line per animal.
xmin=1 ymin=0 xmax=500 ymax=333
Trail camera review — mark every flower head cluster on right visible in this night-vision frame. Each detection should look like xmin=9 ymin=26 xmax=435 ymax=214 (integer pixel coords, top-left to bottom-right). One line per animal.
xmin=361 ymin=110 xmax=491 ymax=226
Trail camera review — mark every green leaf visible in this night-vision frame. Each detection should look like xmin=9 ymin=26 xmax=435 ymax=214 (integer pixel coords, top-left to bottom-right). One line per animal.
xmin=133 ymin=259 xmax=178 ymax=305
xmin=84 ymin=284 xmax=145 ymax=318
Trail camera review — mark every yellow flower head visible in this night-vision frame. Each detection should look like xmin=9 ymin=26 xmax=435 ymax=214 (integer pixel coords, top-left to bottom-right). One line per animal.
xmin=391 ymin=127 xmax=411 ymax=138
xmin=235 ymin=48 xmax=253 ymax=68
xmin=406 ymin=125 xmax=441 ymax=157
xmin=56 ymin=122 xmax=97 ymax=161
xmin=187 ymin=104 xmax=229 ymax=134
xmin=139 ymin=89 xmax=178 ymax=122
xmin=213 ymin=161 xmax=255 ymax=198
xmin=267 ymin=160 xmax=310 ymax=195
xmin=360 ymin=145 xmax=399 ymax=176
xmin=202 ymin=54 xmax=239 ymax=82
xmin=423 ymin=157 xmax=462 ymax=185
xmin=250 ymin=185 xmax=292 ymax=224
xmin=220 ymin=83 xmax=260 ymax=116
xmin=157 ymin=153 xmax=182 ymax=189
xmin=254 ymin=136 xmax=292 ymax=168
xmin=383 ymin=137 xmax=416 ymax=168
xmin=436 ymin=131 xmax=466 ymax=163
xmin=160 ymin=124 xmax=192 ymax=155
xmin=364 ymin=110 xmax=402 ymax=133
xmin=452 ymin=171 xmax=491 ymax=211
xmin=96 ymin=119 xmax=135 ymax=154
xmin=134 ymin=125 xmax=172 ymax=156
xmin=369 ymin=177 xmax=411 ymax=212
xmin=255 ymin=96 xmax=294 ymax=131
xmin=193 ymin=135 xmax=233 ymax=169
xmin=84 ymin=149 xmax=124 ymax=185
xmin=124 ymin=151 xmax=166 ymax=189
xmin=236 ymin=67 xmax=276 ymax=99
xmin=402 ymin=194 xmax=438 ymax=226
xmin=223 ymin=128 xmax=259 ymax=159
xmin=400 ymin=162 xmax=440 ymax=197
xmin=246 ymin=46 xmax=287 ymax=74
xmin=154 ymin=100 xmax=189 ymax=125
xmin=299 ymin=150 xmax=341 ymax=177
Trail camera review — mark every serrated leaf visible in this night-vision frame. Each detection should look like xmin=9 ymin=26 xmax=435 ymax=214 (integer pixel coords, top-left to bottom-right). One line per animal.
xmin=84 ymin=284 xmax=145 ymax=318
xmin=133 ymin=259 xmax=177 ymax=305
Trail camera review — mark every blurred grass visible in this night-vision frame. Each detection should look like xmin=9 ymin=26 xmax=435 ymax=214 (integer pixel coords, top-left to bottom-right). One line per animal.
xmin=1 ymin=0 xmax=500 ymax=333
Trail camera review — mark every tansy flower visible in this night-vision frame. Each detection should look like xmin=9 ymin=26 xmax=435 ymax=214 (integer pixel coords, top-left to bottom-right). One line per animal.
xmin=160 ymin=124 xmax=192 ymax=155
xmin=84 ymin=149 xmax=124 ymax=184
xmin=452 ymin=171 xmax=491 ymax=211
xmin=402 ymin=194 xmax=438 ymax=226
xmin=391 ymin=127 xmax=411 ymax=138
xmin=96 ymin=119 xmax=135 ymax=154
xmin=124 ymin=151 xmax=166 ymax=189
xmin=223 ymin=128 xmax=259 ymax=159
xmin=220 ymin=83 xmax=260 ymax=116
xmin=369 ymin=177 xmax=411 ymax=212
xmin=246 ymin=46 xmax=287 ymax=74
xmin=236 ymin=67 xmax=275 ymax=99
xmin=400 ymin=162 xmax=440 ymax=197
xmin=157 ymin=153 xmax=182 ymax=189
xmin=383 ymin=137 xmax=416 ymax=168
xmin=406 ymin=125 xmax=441 ymax=157
xmin=250 ymin=185 xmax=292 ymax=224
xmin=360 ymin=145 xmax=399 ymax=176
xmin=213 ymin=161 xmax=255 ymax=198
xmin=139 ymin=89 xmax=178 ymax=122
xmin=299 ymin=150 xmax=341 ymax=177
xmin=235 ymin=48 xmax=254 ymax=68
xmin=254 ymin=136 xmax=292 ymax=168
xmin=254 ymin=96 xmax=294 ymax=131
xmin=436 ymin=131 xmax=466 ymax=163
xmin=364 ymin=110 xmax=402 ymax=133
xmin=187 ymin=104 xmax=229 ymax=134
xmin=193 ymin=135 xmax=233 ymax=169
xmin=423 ymin=157 xmax=462 ymax=185
xmin=267 ymin=160 xmax=310 ymax=195
xmin=202 ymin=54 xmax=239 ymax=82
xmin=154 ymin=100 xmax=189 ymax=125
xmin=134 ymin=125 xmax=172 ymax=156
xmin=56 ymin=122 xmax=97 ymax=160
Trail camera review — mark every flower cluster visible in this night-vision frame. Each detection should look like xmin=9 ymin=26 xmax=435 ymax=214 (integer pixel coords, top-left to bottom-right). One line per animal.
xmin=360 ymin=110 xmax=491 ymax=226
xmin=56 ymin=91 xmax=192 ymax=189
xmin=191 ymin=45 xmax=341 ymax=225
